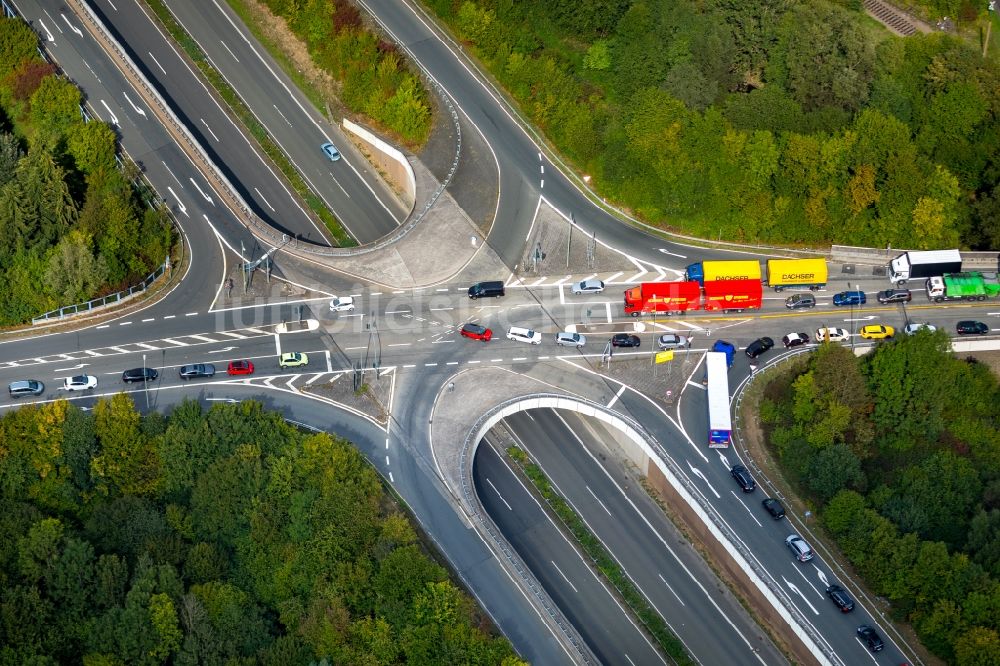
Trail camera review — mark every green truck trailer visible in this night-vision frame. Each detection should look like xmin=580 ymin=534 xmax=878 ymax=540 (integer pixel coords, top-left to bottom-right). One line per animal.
xmin=925 ymin=272 xmax=1000 ymax=302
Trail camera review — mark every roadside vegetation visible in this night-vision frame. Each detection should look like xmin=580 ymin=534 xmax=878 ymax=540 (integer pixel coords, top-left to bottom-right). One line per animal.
xmin=508 ymin=445 xmax=695 ymax=665
xmin=759 ymin=334 xmax=1000 ymax=663
xmin=0 ymin=17 xmax=174 ymax=325
xmin=424 ymin=0 xmax=1000 ymax=250
xmin=0 ymin=395 xmax=523 ymax=664
xmin=228 ymin=0 xmax=432 ymax=148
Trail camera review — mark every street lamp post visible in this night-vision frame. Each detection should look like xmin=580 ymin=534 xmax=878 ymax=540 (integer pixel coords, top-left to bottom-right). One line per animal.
xmin=142 ymin=353 xmax=150 ymax=411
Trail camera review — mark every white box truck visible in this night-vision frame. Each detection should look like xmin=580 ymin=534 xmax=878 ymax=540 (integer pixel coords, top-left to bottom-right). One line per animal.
xmin=889 ymin=250 xmax=962 ymax=284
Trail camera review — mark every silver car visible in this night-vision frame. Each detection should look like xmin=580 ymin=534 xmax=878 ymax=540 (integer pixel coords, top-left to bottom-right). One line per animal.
xmin=63 ymin=375 xmax=98 ymax=391
xmin=785 ymin=534 xmax=815 ymax=562
xmin=555 ymin=331 xmax=586 ymax=347
xmin=571 ymin=279 xmax=605 ymax=295
xmin=656 ymin=334 xmax=689 ymax=350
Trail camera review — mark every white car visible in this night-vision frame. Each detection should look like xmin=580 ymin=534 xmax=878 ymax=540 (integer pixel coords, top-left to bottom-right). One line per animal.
xmin=904 ymin=323 xmax=937 ymax=335
xmin=63 ymin=375 xmax=98 ymax=391
xmin=329 ymin=296 xmax=355 ymax=312
xmin=571 ymin=279 xmax=605 ymax=295
xmin=814 ymin=327 xmax=850 ymax=343
xmin=555 ymin=331 xmax=586 ymax=347
xmin=507 ymin=326 xmax=542 ymax=344
xmin=657 ymin=334 xmax=689 ymax=350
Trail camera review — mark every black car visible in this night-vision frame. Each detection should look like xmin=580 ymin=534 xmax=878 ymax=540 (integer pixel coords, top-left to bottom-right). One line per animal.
xmin=825 ymin=584 xmax=855 ymax=612
xmin=730 ymin=464 xmax=756 ymax=492
xmin=762 ymin=498 xmax=785 ymax=520
xmin=178 ymin=363 xmax=216 ymax=380
xmin=784 ymin=293 xmax=816 ymax=310
xmin=877 ymin=288 xmax=911 ymax=304
xmin=745 ymin=337 xmax=774 ymax=359
xmin=611 ymin=333 xmax=641 ymax=348
xmin=957 ymin=320 xmax=989 ymax=335
xmin=122 ymin=367 xmax=158 ymax=383
xmin=857 ymin=624 xmax=884 ymax=652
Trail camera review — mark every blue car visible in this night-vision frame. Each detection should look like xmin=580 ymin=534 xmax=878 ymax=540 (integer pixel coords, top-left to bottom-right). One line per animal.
xmin=320 ymin=142 xmax=341 ymax=162
xmin=833 ymin=290 xmax=866 ymax=306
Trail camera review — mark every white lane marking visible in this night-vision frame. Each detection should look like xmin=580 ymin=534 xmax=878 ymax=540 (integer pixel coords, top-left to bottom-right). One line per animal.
xmin=160 ymin=338 xmax=188 ymax=347
xmin=606 ymin=271 xmax=625 ymax=282
xmin=122 ymin=92 xmax=145 ymax=116
xmin=486 ymin=478 xmax=512 ymax=511
xmin=325 ymin=350 xmax=333 ymax=373
xmin=585 ymin=486 xmax=613 ymax=516
xmin=216 ymin=331 xmax=246 ymax=339
xmin=99 ymin=100 xmax=119 ymax=126
xmin=605 ymin=302 xmax=612 ymax=322
xmin=186 ymin=312 xmax=198 ymax=317
xmin=272 ymin=104 xmax=292 ymax=127
xmin=200 ymin=118 xmax=220 ymax=142
xmin=38 ymin=20 xmax=55 ymax=41
xmin=550 ymin=560 xmax=578 ymax=593
xmin=61 ymin=14 xmax=82 ymax=36
xmin=607 ymin=384 xmax=627 ymax=409
xmin=142 ymin=318 xmax=154 ymax=322
xmin=254 ymin=187 xmax=275 ymax=212
xmin=135 ymin=343 xmax=159 ymax=350
xmin=97 ymin=324 xmax=109 ymax=329
xmin=118 ymin=321 xmax=132 ymax=326
xmin=219 ymin=39 xmax=240 ymax=62
xmin=731 ymin=491 xmax=763 ymax=527
xmin=189 ymin=179 xmax=215 ymax=204
xmin=148 ymin=51 xmax=166 ymax=74
xmin=186 ymin=334 xmax=216 ymax=342
xmin=163 ymin=315 xmax=175 ymax=319
xmin=387 ymin=343 xmax=411 ymax=347
xmin=657 ymin=574 xmax=686 ymax=606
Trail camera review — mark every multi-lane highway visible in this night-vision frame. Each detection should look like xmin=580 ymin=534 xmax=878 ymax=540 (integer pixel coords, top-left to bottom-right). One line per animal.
xmin=2 ymin=0 xmax=984 ymax=663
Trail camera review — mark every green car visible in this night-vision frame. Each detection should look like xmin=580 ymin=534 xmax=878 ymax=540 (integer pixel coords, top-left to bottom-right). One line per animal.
xmin=279 ymin=352 xmax=309 ymax=369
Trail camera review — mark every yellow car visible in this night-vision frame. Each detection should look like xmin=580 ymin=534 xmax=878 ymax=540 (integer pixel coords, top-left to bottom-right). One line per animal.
xmin=860 ymin=324 xmax=894 ymax=340
xmin=279 ymin=352 xmax=309 ymax=369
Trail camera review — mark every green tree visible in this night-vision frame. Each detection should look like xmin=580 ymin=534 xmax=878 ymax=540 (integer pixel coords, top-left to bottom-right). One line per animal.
xmin=28 ymin=76 xmax=81 ymax=145
xmin=91 ymin=393 xmax=159 ymax=497
xmin=148 ymin=593 xmax=182 ymax=661
xmin=954 ymin=626 xmax=1000 ymax=666
xmin=0 ymin=17 xmax=40 ymax=75
xmin=43 ymin=229 xmax=108 ymax=303
xmin=67 ymin=121 xmax=117 ymax=175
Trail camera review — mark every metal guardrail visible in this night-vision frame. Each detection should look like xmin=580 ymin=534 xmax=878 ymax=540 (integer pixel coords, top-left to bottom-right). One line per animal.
xmin=32 ymin=256 xmax=170 ymax=324
xmin=832 ymin=244 xmax=1000 ymax=268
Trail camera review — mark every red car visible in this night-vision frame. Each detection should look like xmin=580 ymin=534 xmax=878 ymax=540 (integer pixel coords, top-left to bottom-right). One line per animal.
xmin=460 ymin=323 xmax=492 ymax=341
xmin=227 ymin=360 xmax=255 ymax=376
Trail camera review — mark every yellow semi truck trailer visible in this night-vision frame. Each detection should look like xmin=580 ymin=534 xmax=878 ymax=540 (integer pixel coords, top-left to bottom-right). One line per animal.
xmin=765 ymin=259 xmax=828 ymax=291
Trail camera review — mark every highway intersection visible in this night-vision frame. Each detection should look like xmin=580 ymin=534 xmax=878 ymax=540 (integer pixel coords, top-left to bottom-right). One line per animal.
xmin=2 ymin=0 xmax=990 ymax=663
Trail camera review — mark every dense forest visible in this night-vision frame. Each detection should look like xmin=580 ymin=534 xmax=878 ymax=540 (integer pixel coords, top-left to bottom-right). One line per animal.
xmin=425 ymin=0 xmax=1000 ymax=250
xmin=0 ymin=396 xmax=522 ymax=664
xmin=0 ymin=17 xmax=174 ymax=325
xmin=760 ymin=335 xmax=1000 ymax=663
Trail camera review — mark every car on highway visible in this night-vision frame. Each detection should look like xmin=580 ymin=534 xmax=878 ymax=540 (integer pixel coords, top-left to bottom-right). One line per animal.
xmin=8 ymin=380 xmax=44 ymax=399
xmin=762 ymin=498 xmax=785 ymax=520
xmin=611 ymin=333 xmax=641 ymax=348
xmin=507 ymin=327 xmax=542 ymax=344
xmin=784 ymin=293 xmax=816 ymax=310
xmin=745 ymin=337 xmax=774 ymax=359
xmin=833 ymin=290 xmax=866 ymax=306
xmin=122 ymin=367 xmax=158 ymax=383
xmin=815 ymin=327 xmax=850 ymax=342
xmin=278 ymin=353 xmax=308 ymax=369
xmin=460 ymin=323 xmax=492 ymax=341
xmin=782 ymin=332 xmax=809 ymax=348
xmin=555 ymin=331 xmax=586 ymax=347
xmin=227 ymin=360 xmax=255 ymax=375
xmin=329 ymin=296 xmax=355 ymax=312
xmin=63 ymin=375 xmax=98 ymax=391
xmin=730 ymin=464 xmax=756 ymax=492
xmin=957 ymin=320 xmax=989 ymax=335
xmin=179 ymin=364 xmax=216 ymax=380
xmin=857 ymin=624 xmax=884 ymax=652
xmin=785 ymin=534 xmax=814 ymax=562
xmin=656 ymin=334 xmax=689 ymax=350
xmin=825 ymin=584 xmax=855 ymax=612
xmin=860 ymin=324 xmax=894 ymax=340
xmin=320 ymin=141 xmax=341 ymax=161
xmin=877 ymin=288 xmax=911 ymax=304
xmin=904 ymin=323 xmax=937 ymax=335
xmin=571 ymin=278 xmax=605 ymax=295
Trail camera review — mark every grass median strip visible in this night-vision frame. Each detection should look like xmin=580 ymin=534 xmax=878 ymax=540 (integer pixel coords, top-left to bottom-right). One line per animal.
xmin=141 ymin=0 xmax=354 ymax=247
xmin=507 ymin=446 xmax=694 ymax=665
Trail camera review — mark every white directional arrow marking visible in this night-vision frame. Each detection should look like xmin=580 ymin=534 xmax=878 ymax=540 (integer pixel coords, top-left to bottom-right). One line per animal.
xmin=166 ymin=187 xmax=188 ymax=217
xmin=122 ymin=92 xmax=146 ymax=116
xmin=206 ymin=398 xmax=238 ymax=403
xmin=53 ymin=364 xmax=89 ymax=372
xmin=189 ymin=179 xmax=215 ymax=205
xmin=207 ymin=346 xmax=236 ymax=354
xmin=99 ymin=100 xmax=119 ymax=126
xmin=687 ymin=461 xmax=720 ymax=498
xmin=61 ymin=14 xmax=82 ymax=36
xmin=38 ymin=20 xmax=55 ymax=42
xmin=658 ymin=248 xmax=688 ymax=259
xmin=783 ymin=577 xmax=820 ymax=615
xmin=815 ymin=566 xmax=830 ymax=588
xmin=844 ymin=316 xmax=877 ymax=322
xmin=717 ymin=450 xmax=731 ymax=469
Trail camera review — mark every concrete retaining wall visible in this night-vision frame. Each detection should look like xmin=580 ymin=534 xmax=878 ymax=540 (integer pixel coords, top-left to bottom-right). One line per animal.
xmin=343 ymin=118 xmax=415 ymax=211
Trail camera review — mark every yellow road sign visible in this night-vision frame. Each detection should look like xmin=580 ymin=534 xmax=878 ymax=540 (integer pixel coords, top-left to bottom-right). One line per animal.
xmin=655 ymin=350 xmax=673 ymax=364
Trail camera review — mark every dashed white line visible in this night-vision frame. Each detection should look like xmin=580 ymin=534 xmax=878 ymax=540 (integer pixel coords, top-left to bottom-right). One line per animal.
xmin=512 ymin=357 xmax=527 ymax=361
xmin=425 ymin=363 xmax=438 ymax=367
xmin=163 ymin=315 xmax=175 ymax=319
xmin=119 ymin=321 xmax=132 ymax=326
xmin=467 ymin=360 xmax=481 ymax=364
xmin=385 ymin=456 xmax=390 ymax=466
xmin=387 ymin=343 xmax=411 ymax=347
xmin=486 ymin=478 xmax=512 ymax=510
xmin=550 ymin=561 xmax=578 ymax=593
xmin=148 ymin=51 xmax=166 ymax=75
xmin=142 ymin=318 xmax=154 ymax=322
xmin=185 ymin=312 xmax=198 ymax=317
xmin=403 ymin=364 xmax=416 ymax=368
xmin=446 ymin=361 xmax=458 ymax=365
xmin=254 ymin=187 xmax=275 ymax=212
xmin=219 ymin=39 xmax=240 ymax=62
xmin=97 ymin=325 xmax=109 ymax=329
xmin=490 ymin=358 xmax=503 ymax=362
